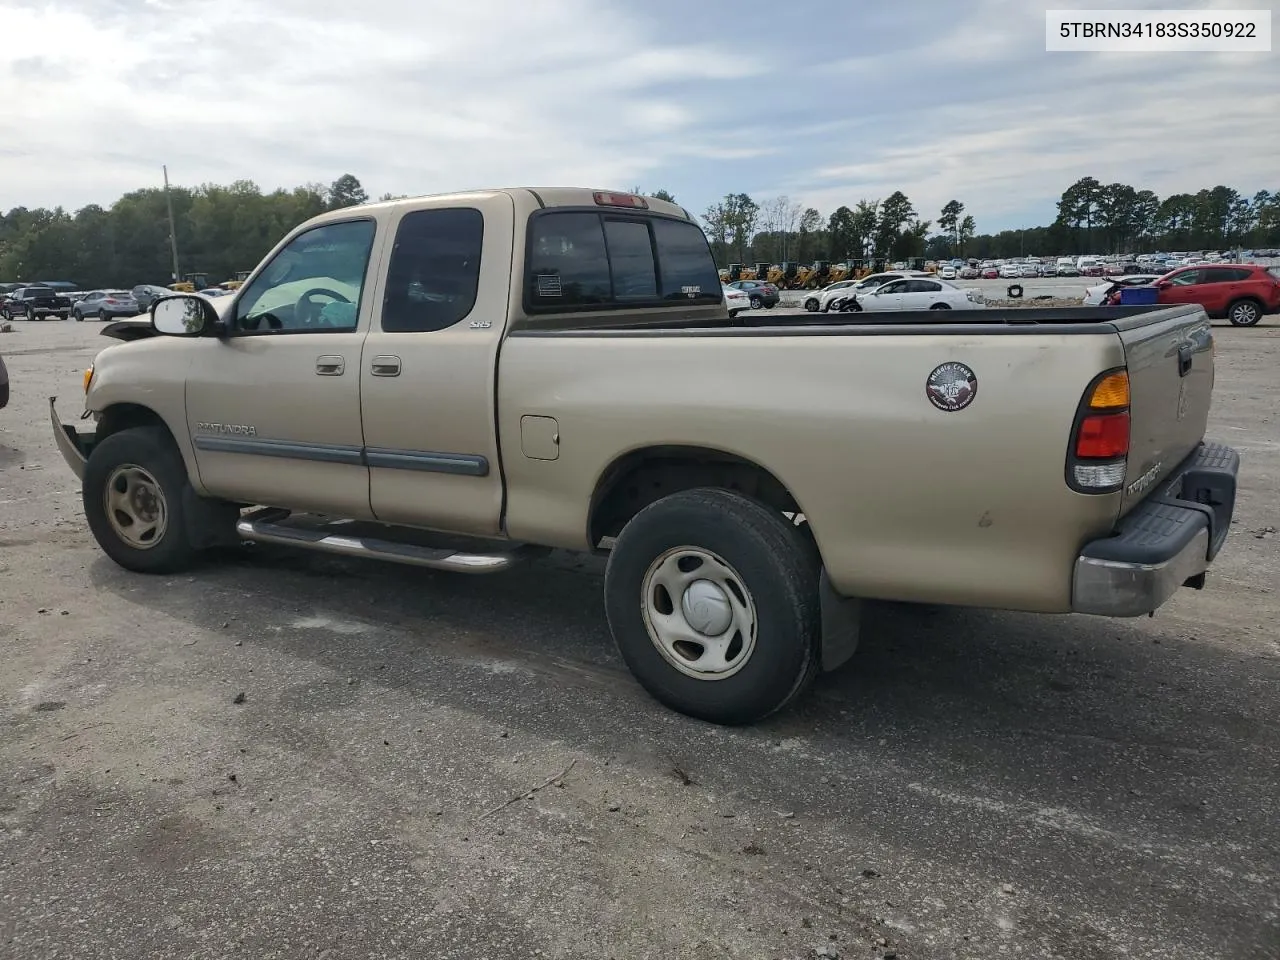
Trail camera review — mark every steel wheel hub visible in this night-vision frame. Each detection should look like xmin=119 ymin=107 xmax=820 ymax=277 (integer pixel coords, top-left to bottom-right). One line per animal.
xmin=640 ymin=547 xmax=758 ymax=681
xmin=104 ymin=463 xmax=168 ymax=550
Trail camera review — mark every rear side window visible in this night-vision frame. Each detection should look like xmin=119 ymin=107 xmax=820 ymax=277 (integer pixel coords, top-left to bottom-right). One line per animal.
xmin=526 ymin=211 xmax=720 ymax=311
xmin=1204 ymin=267 xmax=1251 ymax=283
xmin=381 ymin=208 xmax=484 ymax=332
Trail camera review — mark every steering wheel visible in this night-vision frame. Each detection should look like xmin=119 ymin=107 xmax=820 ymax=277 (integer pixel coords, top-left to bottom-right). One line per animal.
xmin=295 ymin=287 xmax=351 ymax=327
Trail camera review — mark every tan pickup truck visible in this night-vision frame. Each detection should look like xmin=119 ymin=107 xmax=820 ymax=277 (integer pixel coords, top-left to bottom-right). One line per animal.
xmin=52 ymin=187 xmax=1241 ymax=725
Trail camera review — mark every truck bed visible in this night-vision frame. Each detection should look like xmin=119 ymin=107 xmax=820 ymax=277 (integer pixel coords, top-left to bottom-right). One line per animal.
xmin=498 ymin=303 xmax=1214 ymax=613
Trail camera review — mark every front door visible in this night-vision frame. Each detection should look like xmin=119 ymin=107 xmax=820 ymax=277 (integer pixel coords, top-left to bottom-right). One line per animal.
xmin=358 ymin=194 xmax=514 ymax=535
xmin=1157 ymin=268 xmax=1206 ymax=307
xmin=184 ymin=216 xmax=384 ymax=519
xmin=862 ymin=278 xmax=907 ymax=311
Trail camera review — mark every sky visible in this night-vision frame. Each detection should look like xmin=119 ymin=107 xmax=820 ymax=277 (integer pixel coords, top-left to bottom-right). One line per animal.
xmin=1 ymin=0 xmax=1277 ymax=233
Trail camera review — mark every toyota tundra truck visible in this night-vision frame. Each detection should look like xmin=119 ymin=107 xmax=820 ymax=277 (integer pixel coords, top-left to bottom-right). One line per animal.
xmin=51 ymin=188 xmax=1240 ymax=725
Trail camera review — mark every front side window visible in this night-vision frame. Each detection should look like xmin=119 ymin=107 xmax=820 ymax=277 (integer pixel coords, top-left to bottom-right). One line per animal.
xmin=381 ymin=208 xmax=484 ymax=333
xmin=1167 ymin=269 xmax=1203 ymax=287
xmin=877 ymin=280 xmax=908 ymax=295
xmin=233 ymin=219 xmax=377 ymax=333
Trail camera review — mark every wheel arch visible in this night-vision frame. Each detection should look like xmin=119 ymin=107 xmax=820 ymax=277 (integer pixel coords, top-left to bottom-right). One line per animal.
xmin=94 ymin=402 xmax=204 ymax=490
xmin=587 ymin=443 xmax=815 ymax=553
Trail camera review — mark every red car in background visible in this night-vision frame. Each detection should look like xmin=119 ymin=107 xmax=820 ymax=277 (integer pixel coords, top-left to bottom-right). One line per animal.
xmin=1109 ymin=263 xmax=1280 ymax=326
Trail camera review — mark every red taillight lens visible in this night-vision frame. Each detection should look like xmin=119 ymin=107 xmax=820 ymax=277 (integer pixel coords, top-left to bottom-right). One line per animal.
xmin=1075 ymin=411 xmax=1130 ymax=459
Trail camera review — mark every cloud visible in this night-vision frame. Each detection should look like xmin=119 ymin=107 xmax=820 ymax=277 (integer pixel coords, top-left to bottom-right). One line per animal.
xmin=0 ymin=0 xmax=1276 ymax=233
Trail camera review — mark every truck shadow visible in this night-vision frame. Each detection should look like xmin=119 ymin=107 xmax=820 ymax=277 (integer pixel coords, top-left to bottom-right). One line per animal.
xmin=85 ymin=541 xmax=1276 ymax=803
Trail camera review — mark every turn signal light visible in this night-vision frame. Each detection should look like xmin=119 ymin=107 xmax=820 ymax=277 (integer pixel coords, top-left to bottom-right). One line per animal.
xmin=1087 ymin=370 xmax=1129 ymax=409
xmin=83 ymin=365 xmax=94 ymax=394
xmin=1075 ymin=411 xmax=1130 ymax=459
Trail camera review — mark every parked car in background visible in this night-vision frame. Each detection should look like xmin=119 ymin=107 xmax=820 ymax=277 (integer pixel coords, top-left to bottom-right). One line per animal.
xmin=1084 ymin=274 xmax=1164 ymax=306
xmin=824 ymin=271 xmax=930 ymax=311
xmin=725 ymin=279 xmax=779 ymax=309
xmin=980 ymin=266 xmax=999 ymax=279
xmin=131 ymin=284 xmax=173 ymax=314
xmin=1018 ymin=263 xmax=1039 ymax=278
xmin=2 ymin=285 xmax=72 ymax=320
xmin=722 ymin=284 xmax=750 ymax=318
xmin=999 ymin=263 xmax=1021 ymax=279
xmin=938 ymin=264 xmax=958 ymax=280
xmin=959 ymin=266 xmax=980 ymax=279
xmin=73 ymin=290 xmax=140 ymax=321
xmin=802 ymin=279 xmax=857 ymax=312
xmin=1147 ymin=264 xmax=1280 ymax=326
xmin=839 ymin=276 xmax=984 ymax=312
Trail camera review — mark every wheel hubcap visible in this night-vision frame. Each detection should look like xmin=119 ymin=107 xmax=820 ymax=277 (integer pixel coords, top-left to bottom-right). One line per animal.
xmin=641 ymin=547 xmax=757 ymax=680
xmin=104 ymin=463 xmax=168 ymax=549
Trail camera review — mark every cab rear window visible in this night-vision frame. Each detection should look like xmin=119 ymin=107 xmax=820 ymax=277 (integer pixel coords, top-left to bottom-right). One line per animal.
xmin=526 ymin=211 xmax=720 ymax=311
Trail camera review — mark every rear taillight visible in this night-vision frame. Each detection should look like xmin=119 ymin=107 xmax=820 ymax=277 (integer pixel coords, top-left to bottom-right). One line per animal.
xmin=1067 ymin=368 xmax=1130 ymax=493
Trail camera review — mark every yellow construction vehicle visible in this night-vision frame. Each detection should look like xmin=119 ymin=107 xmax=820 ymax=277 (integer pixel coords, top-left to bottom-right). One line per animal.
xmin=167 ymin=272 xmax=209 ymax=293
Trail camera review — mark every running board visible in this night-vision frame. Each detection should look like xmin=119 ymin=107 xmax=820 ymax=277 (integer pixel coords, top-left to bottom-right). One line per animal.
xmin=235 ymin=508 xmax=526 ymax=574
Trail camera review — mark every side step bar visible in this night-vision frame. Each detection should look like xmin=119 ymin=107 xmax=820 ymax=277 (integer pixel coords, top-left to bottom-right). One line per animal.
xmin=235 ymin=508 xmax=524 ymax=574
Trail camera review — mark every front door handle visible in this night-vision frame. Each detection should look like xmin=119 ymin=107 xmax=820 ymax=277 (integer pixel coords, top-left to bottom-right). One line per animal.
xmin=316 ymin=355 xmax=345 ymax=376
xmin=371 ymin=355 xmax=401 ymax=377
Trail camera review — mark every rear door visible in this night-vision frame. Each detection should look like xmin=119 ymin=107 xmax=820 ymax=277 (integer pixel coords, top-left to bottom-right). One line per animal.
xmin=1114 ymin=306 xmax=1215 ymax=516
xmin=358 ymin=193 xmax=514 ymax=535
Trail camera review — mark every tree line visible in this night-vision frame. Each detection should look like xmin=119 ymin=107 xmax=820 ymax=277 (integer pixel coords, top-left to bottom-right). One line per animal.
xmin=700 ymin=178 xmax=1280 ymax=267
xmin=3 ymin=174 xmax=1278 ymax=288
xmin=0 ymin=174 xmax=374 ymax=288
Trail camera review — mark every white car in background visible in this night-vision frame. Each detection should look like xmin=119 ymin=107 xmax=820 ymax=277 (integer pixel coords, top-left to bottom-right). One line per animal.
xmin=824 ymin=271 xmax=931 ymax=311
xmin=938 ymin=264 xmax=958 ymax=280
xmin=722 ymin=284 xmax=750 ymax=318
xmin=999 ymin=262 xmax=1021 ymax=279
xmin=802 ymin=278 xmax=857 ymax=312
xmin=846 ymin=276 xmax=985 ymax=313
xmin=1082 ymin=274 xmax=1163 ymax=306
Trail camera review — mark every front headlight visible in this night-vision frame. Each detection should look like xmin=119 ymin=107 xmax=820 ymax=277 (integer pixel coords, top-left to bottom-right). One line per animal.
xmin=83 ymin=365 xmax=94 ymax=394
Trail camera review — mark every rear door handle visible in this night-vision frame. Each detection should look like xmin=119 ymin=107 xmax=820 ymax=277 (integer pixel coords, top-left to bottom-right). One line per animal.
xmin=371 ymin=355 xmax=401 ymax=377
xmin=315 ymin=355 xmax=345 ymax=376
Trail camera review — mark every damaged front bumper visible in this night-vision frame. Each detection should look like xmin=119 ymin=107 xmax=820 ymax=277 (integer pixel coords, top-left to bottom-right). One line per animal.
xmin=50 ymin=396 xmax=95 ymax=481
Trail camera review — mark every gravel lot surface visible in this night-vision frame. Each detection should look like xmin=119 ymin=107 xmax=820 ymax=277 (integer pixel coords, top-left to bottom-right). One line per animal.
xmin=1 ymin=316 xmax=1278 ymax=960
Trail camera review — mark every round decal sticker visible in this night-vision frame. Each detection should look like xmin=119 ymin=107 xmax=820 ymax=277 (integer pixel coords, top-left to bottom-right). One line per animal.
xmin=926 ymin=362 xmax=978 ymax=412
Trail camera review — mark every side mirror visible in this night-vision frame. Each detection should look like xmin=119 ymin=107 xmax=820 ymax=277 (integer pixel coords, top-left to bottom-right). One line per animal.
xmin=1155 ymin=280 xmax=1170 ymax=289
xmin=152 ymin=295 xmax=219 ymax=337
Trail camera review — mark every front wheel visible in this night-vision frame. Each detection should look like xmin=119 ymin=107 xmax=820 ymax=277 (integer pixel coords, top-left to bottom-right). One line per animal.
xmin=604 ymin=488 xmax=820 ymax=725
xmin=83 ymin=426 xmax=201 ymax=573
xmin=749 ymin=296 xmax=762 ymax=310
xmin=1227 ymin=299 xmax=1262 ymax=326
xmin=803 ymin=298 xmax=818 ymax=312
xmin=73 ymin=309 xmax=83 ymax=321
xmin=98 ymin=308 xmax=108 ymax=321
xmin=929 ymin=302 xmax=951 ymax=310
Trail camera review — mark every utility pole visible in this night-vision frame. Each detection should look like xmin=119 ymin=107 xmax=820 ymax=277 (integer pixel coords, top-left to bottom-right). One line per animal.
xmin=163 ymin=165 xmax=180 ymax=283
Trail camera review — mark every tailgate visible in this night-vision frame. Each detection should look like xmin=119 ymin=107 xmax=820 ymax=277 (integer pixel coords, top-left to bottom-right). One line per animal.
xmin=1115 ymin=305 xmax=1214 ymax=516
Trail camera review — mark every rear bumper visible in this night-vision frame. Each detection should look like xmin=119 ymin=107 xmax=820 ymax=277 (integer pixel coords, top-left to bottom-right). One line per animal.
xmin=50 ymin=396 xmax=92 ymax=480
xmin=1072 ymin=442 xmax=1239 ymax=617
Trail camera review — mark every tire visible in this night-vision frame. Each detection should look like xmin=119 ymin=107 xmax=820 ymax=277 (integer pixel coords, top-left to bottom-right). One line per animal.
xmin=82 ymin=426 xmax=201 ymax=574
xmin=1226 ymin=299 xmax=1263 ymax=327
xmin=1007 ymin=284 xmax=1023 ymax=299
xmin=749 ymin=296 xmax=762 ymax=310
xmin=764 ymin=301 xmax=776 ymax=309
xmin=604 ymin=488 xmax=821 ymax=725
xmin=929 ymin=302 xmax=951 ymax=310
xmin=98 ymin=308 xmax=108 ymax=321
xmin=803 ymin=298 xmax=818 ymax=312
xmin=73 ymin=309 xmax=83 ymax=321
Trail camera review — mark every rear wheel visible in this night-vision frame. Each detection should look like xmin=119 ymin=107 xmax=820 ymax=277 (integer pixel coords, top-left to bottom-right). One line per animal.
xmin=749 ymin=295 xmax=762 ymax=310
xmin=83 ymin=426 xmax=201 ymax=573
xmin=929 ymin=302 xmax=951 ymax=310
xmin=604 ymin=488 xmax=820 ymax=725
xmin=73 ymin=308 xmax=83 ymax=321
xmin=1227 ymin=299 xmax=1263 ymax=327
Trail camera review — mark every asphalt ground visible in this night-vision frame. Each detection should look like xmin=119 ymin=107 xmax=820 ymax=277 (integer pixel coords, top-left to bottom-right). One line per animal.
xmin=1 ymin=315 xmax=1278 ymax=960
